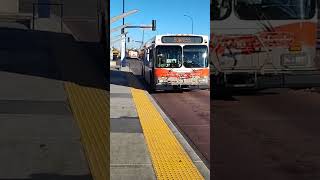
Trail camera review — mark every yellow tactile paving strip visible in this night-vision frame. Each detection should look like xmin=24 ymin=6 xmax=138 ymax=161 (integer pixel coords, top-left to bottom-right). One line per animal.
xmin=64 ymin=82 xmax=109 ymax=180
xmin=131 ymin=88 xmax=204 ymax=180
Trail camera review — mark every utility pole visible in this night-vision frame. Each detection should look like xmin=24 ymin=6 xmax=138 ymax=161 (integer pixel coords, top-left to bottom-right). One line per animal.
xmin=120 ymin=0 xmax=126 ymax=68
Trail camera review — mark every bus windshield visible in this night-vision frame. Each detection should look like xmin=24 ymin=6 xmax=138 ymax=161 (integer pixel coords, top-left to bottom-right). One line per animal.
xmin=235 ymin=0 xmax=316 ymax=20
xmin=156 ymin=46 xmax=182 ymax=68
xmin=183 ymin=45 xmax=208 ymax=68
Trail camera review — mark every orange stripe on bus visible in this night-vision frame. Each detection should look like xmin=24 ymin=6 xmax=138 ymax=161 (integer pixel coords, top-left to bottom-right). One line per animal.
xmin=154 ymin=68 xmax=209 ymax=77
xmin=211 ymin=22 xmax=317 ymax=49
xmin=273 ymin=22 xmax=316 ymax=46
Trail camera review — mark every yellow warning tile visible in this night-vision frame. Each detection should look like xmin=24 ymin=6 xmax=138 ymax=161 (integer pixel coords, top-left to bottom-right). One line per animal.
xmin=64 ymin=82 xmax=109 ymax=180
xmin=131 ymin=88 xmax=204 ymax=180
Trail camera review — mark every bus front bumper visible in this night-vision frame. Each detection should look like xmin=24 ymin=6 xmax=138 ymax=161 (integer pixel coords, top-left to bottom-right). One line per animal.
xmin=155 ymin=84 xmax=209 ymax=91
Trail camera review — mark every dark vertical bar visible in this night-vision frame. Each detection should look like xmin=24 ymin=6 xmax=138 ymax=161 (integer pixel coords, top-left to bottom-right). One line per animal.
xmin=97 ymin=0 xmax=100 ymax=33
xmin=121 ymin=0 xmax=125 ymax=34
xmin=102 ymin=0 xmax=108 ymax=78
xmin=60 ymin=4 xmax=63 ymax=32
xmin=122 ymin=0 xmax=124 ymax=25
xmin=32 ymin=3 xmax=35 ymax=30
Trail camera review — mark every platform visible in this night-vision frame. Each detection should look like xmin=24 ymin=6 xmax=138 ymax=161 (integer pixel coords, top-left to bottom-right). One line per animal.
xmin=0 ymin=21 xmax=108 ymax=180
xmin=110 ymin=64 xmax=210 ymax=180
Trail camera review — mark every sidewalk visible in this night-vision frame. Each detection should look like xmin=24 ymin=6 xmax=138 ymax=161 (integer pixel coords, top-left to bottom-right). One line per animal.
xmin=110 ymin=68 xmax=156 ymax=179
xmin=0 ymin=21 xmax=108 ymax=179
xmin=110 ymin=65 xmax=210 ymax=179
xmin=0 ymin=26 xmax=91 ymax=179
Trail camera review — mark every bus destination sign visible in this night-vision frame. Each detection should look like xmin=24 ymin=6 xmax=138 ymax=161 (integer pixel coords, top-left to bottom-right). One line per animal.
xmin=161 ymin=36 xmax=203 ymax=43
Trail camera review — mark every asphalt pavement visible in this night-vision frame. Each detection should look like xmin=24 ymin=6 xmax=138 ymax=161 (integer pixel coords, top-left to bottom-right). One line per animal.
xmin=212 ymin=88 xmax=320 ymax=180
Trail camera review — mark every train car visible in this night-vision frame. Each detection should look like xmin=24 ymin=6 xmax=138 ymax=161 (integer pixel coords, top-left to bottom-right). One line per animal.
xmin=210 ymin=0 xmax=320 ymax=90
xmin=141 ymin=34 xmax=209 ymax=91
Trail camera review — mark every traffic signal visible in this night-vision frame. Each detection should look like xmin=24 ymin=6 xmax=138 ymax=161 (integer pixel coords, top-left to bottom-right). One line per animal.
xmin=152 ymin=20 xmax=156 ymax=31
xmin=128 ymin=37 xmax=130 ymax=42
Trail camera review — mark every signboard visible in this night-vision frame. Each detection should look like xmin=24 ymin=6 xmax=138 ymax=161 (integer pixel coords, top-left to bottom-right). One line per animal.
xmin=161 ymin=36 xmax=203 ymax=43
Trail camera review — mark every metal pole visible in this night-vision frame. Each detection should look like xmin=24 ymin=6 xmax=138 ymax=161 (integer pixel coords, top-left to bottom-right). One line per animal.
xmin=97 ymin=0 xmax=99 ymax=32
xmin=184 ymin=15 xmax=193 ymax=34
xmin=192 ymin=19 xmax=193 ymax=34
xmin=120 ymin=0 xmax=126 ymax=68
xmin=60 ymin=4 xmax=63 ymax=32
xmin=32 ymin=3 xmax=35 ymax=30
xmin=141 ymin=29 xmax=144 ymax=48
xmin=122 ymin=0 xmax=125 ymax=26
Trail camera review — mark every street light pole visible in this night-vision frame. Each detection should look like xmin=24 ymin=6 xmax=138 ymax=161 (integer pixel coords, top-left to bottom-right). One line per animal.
xmin=120 ymin=0 xmax=126 ymax=68
xmin=122 ymin=0 xmax=125 ymax=27
xmin=184 ymin=14 xmax=193 ymax=34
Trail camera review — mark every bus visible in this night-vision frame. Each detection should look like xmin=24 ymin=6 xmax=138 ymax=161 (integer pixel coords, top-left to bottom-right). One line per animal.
xmin=141 ymin=34 xmax=210 ymax=91
xmin=210 ymin=0 xmax=320 ymax=90
xmin=127 ymin=50 xmax=139 ymax=59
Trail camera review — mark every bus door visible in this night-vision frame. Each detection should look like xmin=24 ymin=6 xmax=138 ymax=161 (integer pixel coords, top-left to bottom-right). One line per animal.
xmin=143 ymin=49 xmax=149 ymax=81
xmin=144 ymin=48 xmax=154 ymax=83
xmin=147 ymin=47 xmax=155 ymax=84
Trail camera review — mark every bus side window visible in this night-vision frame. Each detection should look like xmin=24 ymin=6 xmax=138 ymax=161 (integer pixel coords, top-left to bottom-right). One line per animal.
xmin=145 ymin=49 xmax=150 ymax=65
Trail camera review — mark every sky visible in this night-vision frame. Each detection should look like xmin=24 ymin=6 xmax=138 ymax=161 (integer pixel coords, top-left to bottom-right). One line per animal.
xmin=110 ymin=0 xmax=210 ymax=49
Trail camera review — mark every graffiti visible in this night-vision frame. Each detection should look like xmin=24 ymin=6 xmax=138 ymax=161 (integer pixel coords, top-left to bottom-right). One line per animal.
xmin=210 ymin=31 xmax=295 ymax=55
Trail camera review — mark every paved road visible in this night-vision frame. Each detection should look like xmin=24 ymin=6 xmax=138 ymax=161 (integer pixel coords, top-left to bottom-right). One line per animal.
xmin=212 ymin=88 xmax=320 ymax=180
xmin=128 ymin=59 xmax=210 ymax=167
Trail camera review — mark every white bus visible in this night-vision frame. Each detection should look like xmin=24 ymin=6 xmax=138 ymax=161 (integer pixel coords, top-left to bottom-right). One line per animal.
xmin=210 ymin=0 xmax=320 ymax=90
xmin=141 ymin=34 xmax=210 ymax=91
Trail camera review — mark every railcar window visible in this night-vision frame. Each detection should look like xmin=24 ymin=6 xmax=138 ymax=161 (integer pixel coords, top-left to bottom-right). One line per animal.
xmin=211 ymin=0 xmax=232 ymax=20
xmin=183 ymin=45 xmax=208 ymax=68
xmin=235 ymin=0 xmax=316 ymax=20
xmin=156 ymin=46 xmax=182 ymax=68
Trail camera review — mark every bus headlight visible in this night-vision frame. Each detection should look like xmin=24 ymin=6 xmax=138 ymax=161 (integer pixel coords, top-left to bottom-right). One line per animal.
xmin=281 ymin=53 xmax=307 ymax=66
xmin=158 ymin=77 xmax=168 ymax=83
xmin=198 ymin=77 xmax=208 ymax=83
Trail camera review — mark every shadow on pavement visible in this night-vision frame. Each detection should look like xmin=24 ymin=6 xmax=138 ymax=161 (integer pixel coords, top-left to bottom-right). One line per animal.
xmin=0 ymin=27 xmax=108 ymax=91
xmin=0 ymin=173 xmax=92 ymax=180
xmin=110 ymin=69 xmax=144 ymax=90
